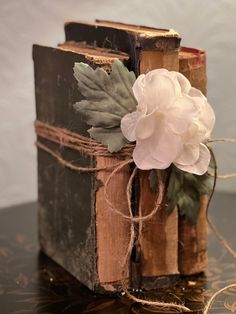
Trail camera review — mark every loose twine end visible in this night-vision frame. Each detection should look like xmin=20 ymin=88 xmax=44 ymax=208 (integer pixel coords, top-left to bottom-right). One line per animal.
xmin=123 ymin=285 xmax=191 ymax=312
xmin=208 ymin=137 xmax=236 ymax=179
xmin=104 ymin=166 xmax=191 ymax=312
xmin=203 ymin=284 xmax=236 ymax=314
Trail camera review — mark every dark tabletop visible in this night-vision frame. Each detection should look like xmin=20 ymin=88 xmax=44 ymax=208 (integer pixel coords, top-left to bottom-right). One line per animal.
xmin=0 ymin=192 xmax=236 ymax=314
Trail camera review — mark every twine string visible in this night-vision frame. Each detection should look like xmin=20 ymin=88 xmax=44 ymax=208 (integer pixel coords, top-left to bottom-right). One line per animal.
xmin=121 ymin=166 xmax=137 ymax=269
xmin=207 ymin=137 xmax=236 ymax=179
xmin=35 ymin=121 xmax=236 ymax=312
xmin=119 ymin=169 xmax=190 ymax=312
xmin=207 ymin=150 xmax=236 ymax=260
xmin=35 ymin=120 xmax=134 ymax=158
xmin=104 ymin=164 xmax=165 ymax=223
xmin=203 ymin=149 xmax=236 ymax=313
xmin=36 ymin=141 xmax=131 ymax=172
xmin=203 ymin=284 xmax=236 ymax=314
xmin=35 ymin=120 xmax=190 ymax=312
xmin=208 ymin=137 xmax=236 ymax=144
xmin=123 ymin=288 xmax=190 ymax=312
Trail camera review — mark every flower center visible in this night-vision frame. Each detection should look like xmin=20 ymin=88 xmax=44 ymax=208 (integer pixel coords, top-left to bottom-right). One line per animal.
xmin=154 ymin=111 xmax=165 ymax=124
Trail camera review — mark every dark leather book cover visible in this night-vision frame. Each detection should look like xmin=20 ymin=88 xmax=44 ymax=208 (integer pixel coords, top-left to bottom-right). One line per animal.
xmin=33 ymin=45 xmax=97 ymax=290
xmin=33 ymin=44 xmax=133 ymax=292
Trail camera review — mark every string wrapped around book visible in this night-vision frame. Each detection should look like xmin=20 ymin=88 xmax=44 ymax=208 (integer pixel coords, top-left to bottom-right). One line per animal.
xmin=35 ymin=119 xmax=189 ymax=312
xmin=35 ymin=119 xmax=236 ymax=313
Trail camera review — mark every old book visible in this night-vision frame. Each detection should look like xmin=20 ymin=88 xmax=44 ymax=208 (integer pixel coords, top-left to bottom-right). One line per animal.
xmin=94 ymin=21 xmax=180 ymax=285
xmin=35 ymin=21 xmax=182 ymax=292
xmin=90 ymin=25 xmax=207 ymax=277
xmin=178 ymin=47 xmax=208 ymax=275
xmin=64 ymin=20 xmax=181 ymax=287
xmin=179 ymin=47 xmax=206 ymax=95
xmin=34 ymin=43 xmax=134 ymax=292
xmin=64 ymin=20 xmax=180 ymax=75
xmin=34 ymin=21 xmax=209 ymax=295
xmin=64 ymin=21 xmax=209 ymax=277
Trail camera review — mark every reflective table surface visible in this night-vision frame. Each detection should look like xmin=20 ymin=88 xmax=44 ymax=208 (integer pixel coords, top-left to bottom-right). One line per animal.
xmin=0 ymin=192 xmax=235 ymax=314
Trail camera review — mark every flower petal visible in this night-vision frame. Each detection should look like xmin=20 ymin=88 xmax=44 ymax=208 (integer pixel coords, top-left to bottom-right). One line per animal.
xmin=132 ymin=74 xmax=145 ymax=103
xmin=135 ymin=111 xmax=160 ymax=140
xmin=174 ymin=143 xmax=210 ymax=175
xmin=129 ymin=69 xmax=215 ymax=174
xmin=175 ymin=144 xmax=200 ymax=166
xmin=167 ymin=96 xmax=200 ymax=134
xmin=121 ymin=111 xmax=144 ymax=142
xmin=188 ymin=87 xmax=206 ymax=99
xmin=198 ymin=101 xmax=216 ymax=138
xmin=150 ymin=125 xmax=183 ymax=164
xmin=174 ymin=72 xmax=191 ymax=94
xmin=142 ymin=71 xmax=178 ymax=113
xmin=182 ymin=123 xmax=203 ymax=145
xmin=133 ymin=139 xmax=171 ymax=170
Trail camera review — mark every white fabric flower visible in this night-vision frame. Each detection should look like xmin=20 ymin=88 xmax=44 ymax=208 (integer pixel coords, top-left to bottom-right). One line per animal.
xmin=121 ymin=69 xmax=215 ymax=175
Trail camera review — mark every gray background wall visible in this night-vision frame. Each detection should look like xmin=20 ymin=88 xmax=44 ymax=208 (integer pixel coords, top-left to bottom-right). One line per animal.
xmin=1 ymin=0 xmax=236 ymax=208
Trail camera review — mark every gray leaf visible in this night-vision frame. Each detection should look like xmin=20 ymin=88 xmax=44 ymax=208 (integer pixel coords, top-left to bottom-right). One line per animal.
xmin=73 ymin=60 xmax=137 ymax=119
xmin=74 ymin=100 xmax=121 ymax=128
xmin=110 ymin=60 xmax=137 ymax=113
xmin=88 ymin=127 xmax=129 ymax=153
xmin=166 ymin=164 xmax=214 ymax=224
xmin=73 ymin=60 xmax=137 ymax=152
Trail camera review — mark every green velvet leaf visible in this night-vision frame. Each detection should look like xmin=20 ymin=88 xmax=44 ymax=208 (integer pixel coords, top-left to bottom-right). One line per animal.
xmin=166 ymin=164 xmax=214 ymax=224
xmin=148 ymin=169 xmax=158 ymax=193
xmin=110 ymin=61 xmax=137 ymax=113
xmin=74 ymin=100 xmax=121 ymax=128
xmin=177 ymin=190 xmax=200 ymax=224
xmin=88 ymin=127 xmax=129 ymax=153
xmin=73 ymin=60 xmax=137 ymax=152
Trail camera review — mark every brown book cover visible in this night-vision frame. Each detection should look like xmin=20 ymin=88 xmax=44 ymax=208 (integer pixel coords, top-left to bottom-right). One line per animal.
xmin=178 ymin=47 xmax=208 ymax=275
xmin=179 ymin=47 xmax=207 ymax=95
xmin=33 ymin=43 xmax=134 ymax=292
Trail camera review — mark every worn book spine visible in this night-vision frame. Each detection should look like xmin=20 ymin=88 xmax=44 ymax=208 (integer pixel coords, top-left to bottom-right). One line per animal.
xmin=178 ymin=196 xmax=208 ymax=275
xmin=178 ymin=47 xmax=208 ymax=275
xmin=179 ymin=47 xmax=206 ymax=95
xmin=58 ymin=43 xmax=132 ymax=290
xmin=94 ymin=20 xmax=180 ymax=285
xmin=136 ymin=44 xmax=208 ymax=278
xmin=96 ymin=21 xmax=181 ymax=286
xmin=138 ymin=43 xmax=179 ymax=288
xmin=95 ymin=157 xmax=131 ymax=291
xmin=33 ymin=44 xmax=132 ymax=292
